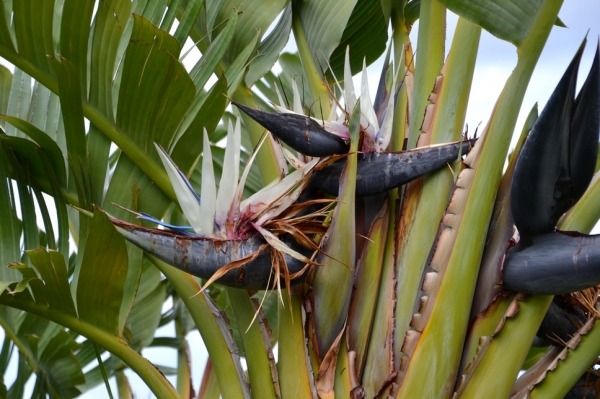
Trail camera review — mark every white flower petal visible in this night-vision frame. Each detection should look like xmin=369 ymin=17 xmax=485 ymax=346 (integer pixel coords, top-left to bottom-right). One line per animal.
xmin=361 ymin=58 xmax=379 ymax=137
xmin=241 ymin=158 xmax=319 ymax=226
xmin=273 ymin=103 xmax=301 ymax=115
xmin=292 ymin=78 xmax=303 ymax=114
xmin=215 ymin=118 xmax=241 ymax=232
xmin=155 ymin=143 xmax=203 ymax=234
xmin=344 ymin=46 xmax=357 ymax=113
xmin=328 ymin=101 xmax=338 ymax=122
xmin=200 ymin=128 xmax=216 ymax=235
xmin=375 ymin=62 xmax=401 ymax=152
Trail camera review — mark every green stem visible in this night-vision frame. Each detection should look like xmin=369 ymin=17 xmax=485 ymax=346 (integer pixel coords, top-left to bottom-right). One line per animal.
xmin=277 ymin=294 xmax=315 ymax=399
xmin=393 ymin=17 xmax=481 ymax=371
xmin=390 ymin=3 xmax=409 ymax=151
xmin=396 ymin=0 xmax=564 ymax=396
xmin=290 ymin=10 xmax=331 ymax=118
xmin=406 ymin=0 xmax=446 ymax=149
xmin=149 ymin=256 xmax=250 ymax=399
xmin=530 ymin=319 xmax=600 ymax=399
xmin=225 ymin=287 xmax=278 ymax=399
xmin=0 ymin=295 xmax=180 ymax=399
xmin=174 ymin=305 xmax=191 ymax=399
xmin=116 ymin=370 xmax=133 ymax=399
xmin=457 ymin=295 xmax=553 ymax=399
xmin=0 ymin=315 xmax=35 ymax=371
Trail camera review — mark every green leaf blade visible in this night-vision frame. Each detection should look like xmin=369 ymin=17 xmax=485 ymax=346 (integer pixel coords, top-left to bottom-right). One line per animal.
xmin=77 ymin=209 xmax=128 ymax=336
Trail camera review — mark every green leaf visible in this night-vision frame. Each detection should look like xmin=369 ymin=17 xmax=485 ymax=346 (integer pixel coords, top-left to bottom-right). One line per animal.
xmin=27 ymin=249 xmax=77 ymax=317
xmin=174 ymin=0 xmax=204 ymax=46
xmin=0 ymin=66 xmax=13 ymax=125
xmin=0 ymin=135 xmax=49 ymax=192
xmin=4 ymin=68 xmax=31 ymax=138
xmin=439 ymin=0 xmax=544 ymax=46
xmin=0 ymin=3 xmax=15 ymax=51
xmin=225 ymin=30 xmax=260 ymax=96
xmin=77 ymin=209 xmax=128 ymax=336
xmin=12 ymin=0 xmax=56 ymax=76
xmin=35 ymin=330 xmax=85 ymax=398
xmin=116 ymin=15 xmax=194 ymax=151
xmin=89 ymin=0 xmax=132 ymax=116
xmin=245 ymin=3 xmax=292 ymax=87
xmin=160 ymin=0 xmax=183 ymax=32
xmin=328 ymin=0 xmax=389 ymax=77
xmin=213 ymin=0 xmax=288 ymax=67
xmin=0 ymin=145 xmax=21 ymax=282
xmin=171 ymin=74 xmax=228 ymax=174
xmin=87 ymin=0 xmax=132 ymax=205
xmin=189 ymin=11 xmax=237 ymax=91
xmin=277 ymin=52 xmax=314 ymax=109
xmin=0 ymin=116 xmax=67 ymax=188
xmin=50 ymin=56 xmax=90 ymax=204
xmin=312 ymin=101 xmax=360 ymax=355
xmin=292 ymin=0 xmax=359 ymax=73
xmin=126 ymin=260 xmax=165 ymax=349
xmin=7 ymin=147 xmax=40 ymax=255
xmin=59 ymin=0 xmax=95 ymax=94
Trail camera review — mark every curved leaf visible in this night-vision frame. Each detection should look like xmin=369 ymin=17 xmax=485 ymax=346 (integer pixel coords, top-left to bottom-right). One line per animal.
xmin=328 ymin=0 xmax=389 ymax=77
xmin=440 ymin=0 xmax=544 ymax=47
xmin=77 ymin=209 xmax=128 ymax=336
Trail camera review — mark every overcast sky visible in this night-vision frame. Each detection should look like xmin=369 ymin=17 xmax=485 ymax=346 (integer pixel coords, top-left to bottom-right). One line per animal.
xmin=2 ymin=2 xmax=600 ymax=398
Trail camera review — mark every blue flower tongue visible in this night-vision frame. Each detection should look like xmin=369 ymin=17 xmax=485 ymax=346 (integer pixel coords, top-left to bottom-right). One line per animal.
xmin=233 ymin=101 xmax=349 ymax=157
xmin=511 ymin=40 xmax=599 ymax=236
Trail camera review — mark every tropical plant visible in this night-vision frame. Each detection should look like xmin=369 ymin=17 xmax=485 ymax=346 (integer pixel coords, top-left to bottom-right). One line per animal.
xmin=0 ymin=0 xmax=599 ymax=398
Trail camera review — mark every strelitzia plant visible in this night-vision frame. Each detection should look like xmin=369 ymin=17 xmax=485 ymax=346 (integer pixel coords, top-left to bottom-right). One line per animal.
xmin=2 ymin=0 xmax=600 ymax=398
xmin=115 ymin=77 xmax=474 ymax=290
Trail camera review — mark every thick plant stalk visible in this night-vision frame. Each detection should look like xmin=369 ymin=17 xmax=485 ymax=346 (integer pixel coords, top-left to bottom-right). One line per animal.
xmin=406 ymin=0 xmax=446 ymax=149
xmin=395 ymin=1 xmax=564 ymax=397
xmin=393 ymin=17 xmax=481 ymax=372
xmin=277 ymin=294 xmax=317 ymax=399
xmin=456 ymin=295 xmax=553 ymax=399
xmin=225 ymin=288 xmax=279 ymax=399
xmin=457 ymin=105 xmax=535 ymax=382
